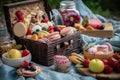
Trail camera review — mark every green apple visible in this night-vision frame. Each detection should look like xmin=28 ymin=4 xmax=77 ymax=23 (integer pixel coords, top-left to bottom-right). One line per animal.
xmin=7 ymin=49 xmax=22 ymax=59
xmin=89 ymin=59 xmax=104 ymax=73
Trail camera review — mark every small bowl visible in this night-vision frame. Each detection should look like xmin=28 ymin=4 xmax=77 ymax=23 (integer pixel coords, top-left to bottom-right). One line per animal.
xmin=2 ymin=52 xmax=31 ymax=67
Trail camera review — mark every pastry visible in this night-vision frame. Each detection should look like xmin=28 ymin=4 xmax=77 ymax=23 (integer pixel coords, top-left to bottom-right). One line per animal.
xmin=17 ymin=61 xmax=42 ymax=77
xmin=13 ymin=22 xmax=27 ymax=37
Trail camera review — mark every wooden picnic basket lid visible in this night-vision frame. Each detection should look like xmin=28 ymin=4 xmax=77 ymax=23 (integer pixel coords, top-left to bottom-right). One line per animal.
xmin=3 ymin=0 xmax=52 ymax=38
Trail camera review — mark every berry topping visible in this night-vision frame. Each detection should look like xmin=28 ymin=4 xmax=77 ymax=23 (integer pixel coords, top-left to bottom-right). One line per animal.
xmin=21 ymin=60 xmax=29 ymax=68
xmin=30 ymin=67 xmax=36 ymax=71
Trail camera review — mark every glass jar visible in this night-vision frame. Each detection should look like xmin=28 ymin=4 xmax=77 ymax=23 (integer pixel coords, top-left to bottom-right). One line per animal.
xmin=54 ymin=55 xmax=71 ymax=73
xmin=59 ymin=1 xmax=80 ymax=26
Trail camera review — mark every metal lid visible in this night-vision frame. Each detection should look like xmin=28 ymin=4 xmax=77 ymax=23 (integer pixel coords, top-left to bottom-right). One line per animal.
xmin=60 ymin=1 xmax=76 ymax=9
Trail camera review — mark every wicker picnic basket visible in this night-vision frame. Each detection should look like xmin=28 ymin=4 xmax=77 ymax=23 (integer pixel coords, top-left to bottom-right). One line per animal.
xmin=3 ymin=0 xmax=83 ymax=66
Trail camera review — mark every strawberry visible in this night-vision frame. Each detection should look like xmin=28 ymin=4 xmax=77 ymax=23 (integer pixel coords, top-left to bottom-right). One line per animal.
xmin=22 ymin=49 xmax=30 ymax=57
xmin=26 ymin=28 xmax=32 ymax=35
xmin=21 ymin=60 xmax=29 ymax=68
xmin=42 ymin=18 xmax=49 ymax=23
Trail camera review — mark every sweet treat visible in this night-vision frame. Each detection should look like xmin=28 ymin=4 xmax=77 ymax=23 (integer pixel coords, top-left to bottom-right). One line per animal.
xmin=17 ymin=61 xmax=42 ymax=77
xmin=69 ymin=52 xmax=85 ymax=64
xmin=47 ymin=31 xmax=61 ymax=41
xmin=87 ymin=47 xmax=97 ymax=54
xmin=84 ymin=42 xmax=114 ymax=59
xmin=60 ymin=27 xmax=76 ymax=36
xmin=88 ymin=19 xmax=102 ymax=29
xmin=13 ymin=22 xmax=27 ymax=37
xmin=97 ymin=45 xmax=109 ymax=54
xmin=38 ymin=38 xmax=50 ymax=43
xmin=54 ymin=55 xmax=71 ymax=73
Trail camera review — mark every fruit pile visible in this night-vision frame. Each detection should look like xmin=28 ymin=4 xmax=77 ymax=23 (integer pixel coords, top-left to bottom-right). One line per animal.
xmin=106 ymin=54 xmax=120 ymax=73
xmin=69 ymin=52 xmax=120 ymax=74
xmin=7 ymin=48 xmax=30 ymax=59
xmin=74 ymin=17 xmax=105 ymax=31
xmin=83 ymin=54 xmax=120 ymax=74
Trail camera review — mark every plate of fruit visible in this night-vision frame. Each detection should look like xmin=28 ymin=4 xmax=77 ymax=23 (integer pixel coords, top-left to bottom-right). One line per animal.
xmin=69 ymin=52 xmax=120 ymax=80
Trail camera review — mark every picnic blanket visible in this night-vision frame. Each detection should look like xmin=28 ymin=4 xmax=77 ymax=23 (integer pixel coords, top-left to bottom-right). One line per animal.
xmin=0 ymin=0 xmax=120 ymax=80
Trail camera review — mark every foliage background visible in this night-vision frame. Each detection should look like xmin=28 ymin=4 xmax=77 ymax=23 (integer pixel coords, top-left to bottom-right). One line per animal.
xmin=0 ymin=0 xmax=120 ymax=19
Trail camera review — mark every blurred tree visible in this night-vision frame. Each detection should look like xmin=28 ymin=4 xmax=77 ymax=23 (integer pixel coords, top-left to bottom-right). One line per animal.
xmin=0 ymin=0 xmax=120 ymax=17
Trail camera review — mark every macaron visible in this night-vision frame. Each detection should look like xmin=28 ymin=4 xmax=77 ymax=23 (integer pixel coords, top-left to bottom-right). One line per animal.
xmin=13 ymin=22 xmax=27 ymax=37
xmin=87 ymin=47 xmax=97 ymax=54
xmin=48 ymin=31 xmax=61 ymax=41
xmin=89 ymin=19 xmax=102 ymax=29
xmin=38 ymin=38 xmax=50 ymax=43
xmin=60 ymin=27 xmax=76 ymax=36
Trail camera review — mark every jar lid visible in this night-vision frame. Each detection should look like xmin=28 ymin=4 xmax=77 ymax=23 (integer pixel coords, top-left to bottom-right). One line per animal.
xmin=60 ymin=1 xmax=76 ymax=9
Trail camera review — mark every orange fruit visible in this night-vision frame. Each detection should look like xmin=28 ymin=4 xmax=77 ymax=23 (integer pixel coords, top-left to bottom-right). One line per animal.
xmin=31 ymin=34 xmax=39 ymax=41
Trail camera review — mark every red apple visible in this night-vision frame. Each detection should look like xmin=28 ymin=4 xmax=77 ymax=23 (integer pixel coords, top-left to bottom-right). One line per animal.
xmin=83 ymin=59 xmax=90 ymax=67
xmin=112 ymin=54 xmax=120 ymax=60
xmin=104 ymin=65 xmax=113 ymax=74
xmin=102 ymin=59 xmax=108 ymax=65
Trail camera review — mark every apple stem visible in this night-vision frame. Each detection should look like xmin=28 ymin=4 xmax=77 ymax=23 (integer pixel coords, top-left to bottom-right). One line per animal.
xmin=94 ymin=53 xmax=96 ymax=59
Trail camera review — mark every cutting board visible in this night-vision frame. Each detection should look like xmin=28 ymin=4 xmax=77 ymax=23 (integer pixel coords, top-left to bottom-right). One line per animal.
xmin=77 ymin=68 xmax=120 ymax=80
xmin=81 ymin=23 xmax=113 ymax=38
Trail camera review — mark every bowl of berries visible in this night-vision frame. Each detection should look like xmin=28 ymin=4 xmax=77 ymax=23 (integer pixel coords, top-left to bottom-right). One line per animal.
xmin=2 ymin=48 xmax=31 ymax=67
